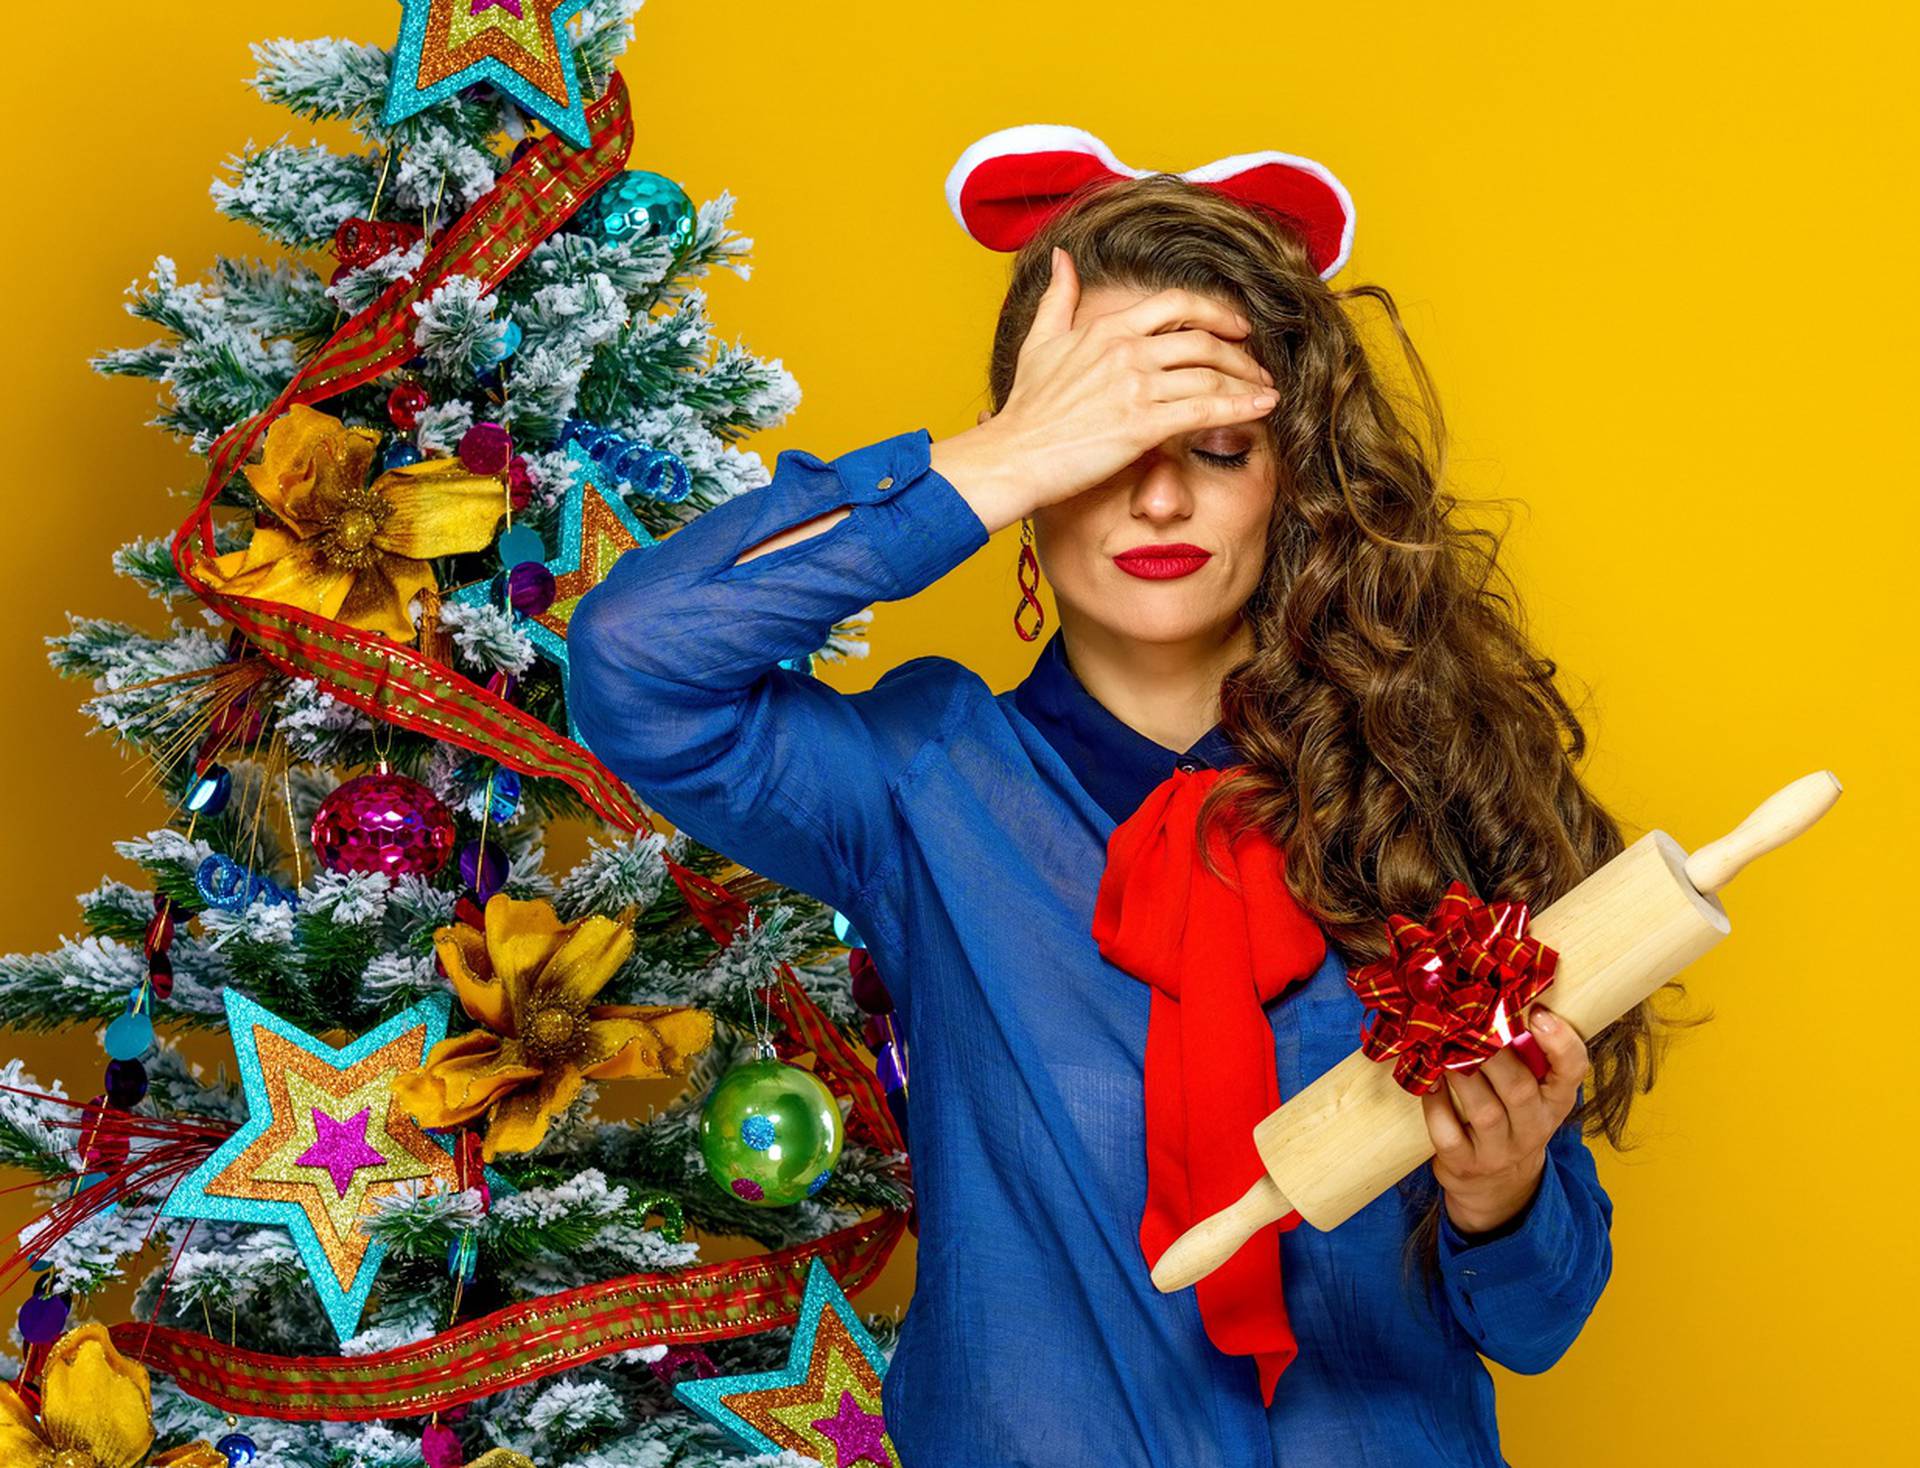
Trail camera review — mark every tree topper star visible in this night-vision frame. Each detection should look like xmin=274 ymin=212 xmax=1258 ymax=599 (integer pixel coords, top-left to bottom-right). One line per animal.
xmin=384 ymin=0 xmax=593 ymax=147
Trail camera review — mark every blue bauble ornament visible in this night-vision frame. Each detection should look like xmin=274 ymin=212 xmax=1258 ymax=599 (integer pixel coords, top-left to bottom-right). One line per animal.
xmin=217 ymin=1431 xmax=258 ymax=1466
xmin=490 ymin=319 xmax=523 ymax=363
xmin=381 ymin=443 xmax=424 ymax=472
xmin=591 ymin=170 xmax=696 ymax=250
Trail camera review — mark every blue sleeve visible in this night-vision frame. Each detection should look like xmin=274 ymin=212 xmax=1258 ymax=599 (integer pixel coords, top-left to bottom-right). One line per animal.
xmin=567 ymin=428 xmax=991 ymax=929
xmin=1433 ymin=1102 xmax=1615 ymax=1374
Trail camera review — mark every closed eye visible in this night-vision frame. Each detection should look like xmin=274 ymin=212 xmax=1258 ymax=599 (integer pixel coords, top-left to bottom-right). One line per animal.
xmin=1194 ymin=448 xmax=1252 ymax=469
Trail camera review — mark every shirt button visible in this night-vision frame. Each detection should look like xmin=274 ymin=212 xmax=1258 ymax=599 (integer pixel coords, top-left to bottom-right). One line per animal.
xmin=876 ymin=474 xmax=894 ymax=490
xmin=1175 ymin=758 xmax=1199 ymax=773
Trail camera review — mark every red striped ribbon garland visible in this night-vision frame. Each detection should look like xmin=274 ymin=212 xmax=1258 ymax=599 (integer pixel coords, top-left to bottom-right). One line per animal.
xmin=110 ymin=1210 xmax=906 ymax=1420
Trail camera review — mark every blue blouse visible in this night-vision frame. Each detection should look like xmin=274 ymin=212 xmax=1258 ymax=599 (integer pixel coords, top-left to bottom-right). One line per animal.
xmin=569 ymin=429 xmax=1615 ymax=1468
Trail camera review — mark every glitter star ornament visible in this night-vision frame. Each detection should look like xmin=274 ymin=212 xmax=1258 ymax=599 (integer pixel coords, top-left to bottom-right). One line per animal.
xmin=450 ymin=442 xmax=656 ymax=736
xmin=384 ymin=0 xmax=594 ymax=147
xmin=161 ymin=990 xmax=488 ymax=1342
xmin=674 ymin=1258 xmax=898 ymax=1465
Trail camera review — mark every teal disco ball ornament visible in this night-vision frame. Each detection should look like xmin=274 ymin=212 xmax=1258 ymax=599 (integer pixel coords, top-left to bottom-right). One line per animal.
xmin=591 ymin=170 xmax=696 ymax=249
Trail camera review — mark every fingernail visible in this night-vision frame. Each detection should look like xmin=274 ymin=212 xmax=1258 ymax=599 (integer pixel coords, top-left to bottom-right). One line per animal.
xmin=1254 ymin=392 xmax=1278 ymax=410
xmin=1531 ymin=1009 xmax=1558 ymax=1032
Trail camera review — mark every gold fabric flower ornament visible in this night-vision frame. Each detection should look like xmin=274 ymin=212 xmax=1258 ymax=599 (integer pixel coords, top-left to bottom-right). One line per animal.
xmin=395 ymin=893 xmax=715 ymax=1160
xmin=0 ymin=1322 xmax=223 ymax=1467
xmin=197 ymin=403 xmax=505 ymax=642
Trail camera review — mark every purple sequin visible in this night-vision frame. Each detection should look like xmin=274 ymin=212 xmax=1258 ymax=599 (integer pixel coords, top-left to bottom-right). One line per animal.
xmin=730 ymin=1177 xmax=765 ymax=1202
xmin=507 ymin=560 xmax=557 ymax=615
xmin=458 ymin=840 xmax=510 ymax=900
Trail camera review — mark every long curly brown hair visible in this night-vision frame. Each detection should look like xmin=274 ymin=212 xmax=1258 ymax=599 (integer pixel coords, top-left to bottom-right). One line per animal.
xmin=981 ymin=174 xmax=1702 ymax=1288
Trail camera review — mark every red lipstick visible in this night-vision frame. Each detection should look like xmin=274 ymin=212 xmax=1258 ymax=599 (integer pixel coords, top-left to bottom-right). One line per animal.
xmin=1113 ymin=542 xmax=1212 ymax=580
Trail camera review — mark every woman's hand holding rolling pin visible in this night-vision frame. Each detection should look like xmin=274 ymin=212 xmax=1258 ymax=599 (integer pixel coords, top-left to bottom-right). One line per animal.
xmin=1421 ymin=1006 xmax=1592 ymax=1237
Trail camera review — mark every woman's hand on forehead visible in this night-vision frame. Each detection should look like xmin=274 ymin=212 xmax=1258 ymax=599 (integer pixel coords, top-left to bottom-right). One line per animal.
xmin=931 ymin=248 xmax=1278 ymax=528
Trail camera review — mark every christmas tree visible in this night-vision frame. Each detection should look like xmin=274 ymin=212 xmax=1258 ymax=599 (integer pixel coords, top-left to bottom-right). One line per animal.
xmin=0 ymin=6 xmax=911 ymax=1465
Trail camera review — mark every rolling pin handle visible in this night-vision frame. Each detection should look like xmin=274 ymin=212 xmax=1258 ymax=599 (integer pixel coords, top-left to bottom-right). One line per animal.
xmin=1149 ymin=1174 xmax=1293 ymax=1294
xmin=1683 ymin=770 xmax=1842 ymax=896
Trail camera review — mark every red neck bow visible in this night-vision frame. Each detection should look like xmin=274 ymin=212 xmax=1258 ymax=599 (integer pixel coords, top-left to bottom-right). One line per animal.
xmin=944 ymin=123 xmax=1357 ymax=280
xmin=1091 ymin=766 xmax=1327 ymax=1404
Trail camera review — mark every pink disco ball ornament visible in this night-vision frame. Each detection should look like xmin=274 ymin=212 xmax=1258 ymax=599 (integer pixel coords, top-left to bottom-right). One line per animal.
xmin=310 ymin=772 xmax=457 ymax=879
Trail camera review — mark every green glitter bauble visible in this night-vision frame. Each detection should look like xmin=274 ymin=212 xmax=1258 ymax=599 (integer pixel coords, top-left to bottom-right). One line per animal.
xmin=698 ymin=1058 xmax=844 ymax=1208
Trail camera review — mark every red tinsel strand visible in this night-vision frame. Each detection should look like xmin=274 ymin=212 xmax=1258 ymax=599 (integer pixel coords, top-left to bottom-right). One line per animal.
xmin=0 ymin=1094 xmax=234 ymax=1295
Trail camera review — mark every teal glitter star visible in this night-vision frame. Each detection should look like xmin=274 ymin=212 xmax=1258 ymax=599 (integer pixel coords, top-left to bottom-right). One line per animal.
xmin=383 ymin=0 xmax=593 ymax=147
xmin=674 ymin=1259 xmax=898 ymax=1464
xmin=161 ymin=991 xmax=503 ymax=1343
xmin=450 ymin=442 xmax=657 ymax=740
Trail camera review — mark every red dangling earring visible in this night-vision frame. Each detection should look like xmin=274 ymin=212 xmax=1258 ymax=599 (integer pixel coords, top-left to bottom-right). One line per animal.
xmin=1013 ymin=517 xmax=1045 ymax=641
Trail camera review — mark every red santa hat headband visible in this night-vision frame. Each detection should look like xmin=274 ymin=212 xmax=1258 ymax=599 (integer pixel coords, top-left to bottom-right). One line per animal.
xmin=945 ymin=123 xmax=1356 ymax=281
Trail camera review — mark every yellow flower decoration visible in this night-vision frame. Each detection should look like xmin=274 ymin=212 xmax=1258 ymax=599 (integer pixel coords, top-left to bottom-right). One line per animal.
xmin=198 ymin=402 xmax=505 ymax=642
xmin=0 ymin=1322 xmax=221 ymax=1468
xmin=153 ymin=1447 xmax=228 ymax=1468
xmin=395 ymin=894 xmax=715 ymax=1160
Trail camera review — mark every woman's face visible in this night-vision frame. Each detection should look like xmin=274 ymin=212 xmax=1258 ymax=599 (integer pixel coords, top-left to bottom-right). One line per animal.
xmin=1029 ymin=281 xmax=1280 ymax=650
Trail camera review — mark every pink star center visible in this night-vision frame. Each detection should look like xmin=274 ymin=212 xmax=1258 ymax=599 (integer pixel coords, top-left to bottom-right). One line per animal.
xmin=471 ymin=0 xmax=525 ymax=16
xmin=296 ymin=1106 xmax=387 ymax=1197
xmin=811 ymin=1389 xmax=891 ymax=1468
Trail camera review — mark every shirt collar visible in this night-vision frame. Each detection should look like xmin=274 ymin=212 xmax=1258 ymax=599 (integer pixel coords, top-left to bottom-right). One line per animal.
xmin=1012 ymin=628 xmax=1245 ymax=825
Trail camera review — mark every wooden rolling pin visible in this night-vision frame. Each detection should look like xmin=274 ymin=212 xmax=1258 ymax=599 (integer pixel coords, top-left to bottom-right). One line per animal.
xmin=1150 ymin=770 xmax=1842 ymax=1294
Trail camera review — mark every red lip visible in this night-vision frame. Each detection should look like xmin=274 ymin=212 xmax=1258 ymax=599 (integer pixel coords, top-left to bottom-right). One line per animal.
xmin=1113 ymin=543 xmax=1211 ymax=580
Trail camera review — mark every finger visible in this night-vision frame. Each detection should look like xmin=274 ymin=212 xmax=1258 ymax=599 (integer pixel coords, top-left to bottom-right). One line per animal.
xmin=1421 ymin=1085 xmax=1473 ymax=1163
xmin=1146 ymin=385 xmax=1279 ymax=439
xmin=1444 ymin=1068 xmax=1512 ymax=1152
xmin=1135 ymin=328 xmax=1275 ymax=388
xmin=1480 ymin=1047 xmax=1542 ymax=1115
xmin=1110 ymin=285 xmax=1252 ymax=342
xmin=1527 ymin=1006 xmax=1590 ymax=1115
xmin=1142 ymin=366 xmax=1273 ymax=405
xmin=1025 ymin=246 xmax=1080 ymax=346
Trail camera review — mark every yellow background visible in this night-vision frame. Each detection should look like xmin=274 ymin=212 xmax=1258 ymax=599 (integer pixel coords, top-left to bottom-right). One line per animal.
xmin=5 ymin=1 xmax=1911 ymax=1460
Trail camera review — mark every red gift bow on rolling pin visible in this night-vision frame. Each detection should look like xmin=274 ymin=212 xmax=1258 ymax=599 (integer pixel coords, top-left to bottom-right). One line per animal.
xmin=1347 ymin=880 xmax=1560 ymax=1094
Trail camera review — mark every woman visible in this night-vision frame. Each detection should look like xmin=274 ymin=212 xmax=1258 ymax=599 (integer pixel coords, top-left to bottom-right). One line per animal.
xmin=570 ymin=172 xmax=1668 ymax=1466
